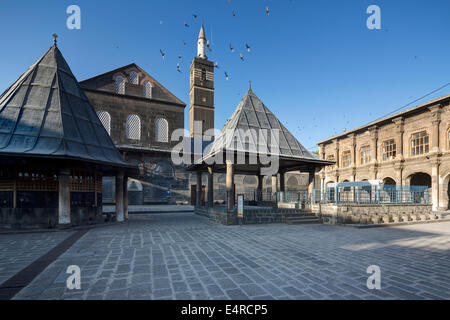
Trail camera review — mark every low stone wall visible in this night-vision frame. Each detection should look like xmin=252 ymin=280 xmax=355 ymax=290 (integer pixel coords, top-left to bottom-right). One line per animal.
xmin=311 ymin=203 xmax=434 ymax=225
xmin=195 ymin=206 xmax=307 ymax=225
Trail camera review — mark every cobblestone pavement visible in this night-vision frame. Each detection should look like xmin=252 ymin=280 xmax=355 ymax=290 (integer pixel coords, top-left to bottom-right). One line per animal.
xmin=3 ymin=213 xmax=450 ymax=300
xmin=0 ymin=231 xmax=74 ymax=286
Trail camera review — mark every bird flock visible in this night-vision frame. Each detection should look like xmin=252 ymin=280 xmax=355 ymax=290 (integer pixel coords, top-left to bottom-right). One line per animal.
xmin=158 ymin=2 xmax=271 ymax=81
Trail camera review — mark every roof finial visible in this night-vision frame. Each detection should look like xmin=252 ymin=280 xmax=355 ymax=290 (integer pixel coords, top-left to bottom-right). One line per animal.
xmin=52 ymin=33 xmax=58 ymax=46
xmin=248 ymin=80 xmax=252 ymax=91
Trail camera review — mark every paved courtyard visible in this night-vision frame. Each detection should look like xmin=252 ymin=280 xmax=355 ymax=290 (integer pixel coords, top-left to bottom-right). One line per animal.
xmin=1 ymin=213 xmax=449 ymax=300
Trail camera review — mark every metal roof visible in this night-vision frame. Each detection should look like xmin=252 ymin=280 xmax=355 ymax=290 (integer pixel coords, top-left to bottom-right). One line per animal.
xmin=204 ymin=86 xmax=325 ymax=163
xmin=0 ymin=44 xmax=132 ymax=169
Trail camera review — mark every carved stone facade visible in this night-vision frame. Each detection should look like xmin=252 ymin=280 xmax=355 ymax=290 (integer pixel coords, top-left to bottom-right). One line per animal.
xmin=317 ymin=94 xmax=450 ymax=211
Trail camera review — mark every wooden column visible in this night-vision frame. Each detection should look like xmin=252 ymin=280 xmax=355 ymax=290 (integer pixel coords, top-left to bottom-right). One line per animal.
xmin=308 ymin=169 xmax=316 ymax=199
xmin=115 ymin=171 xmax=125 ymax=222
xmin=226 ymin=161 xmax=235 ymax=211
xmin=279 ymin=172 xmax=285 ymax=192
xmin=58 ymin=169 xmax=71 ymax=225
xmin=271 ymin=174 xmax=278 ymax=203
xmin=196 ymin=171 xmax=202 ymax=206
xmin=123 ymin=174 xmax=129 ymax=220
xmin=207 ymin=166 xmax=214 ymax=208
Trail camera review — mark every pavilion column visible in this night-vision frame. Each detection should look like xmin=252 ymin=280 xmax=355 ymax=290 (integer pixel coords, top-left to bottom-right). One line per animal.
xmin=226 ymin=161 xmax=235 ymax=211
xmin=115 ymin=171 xmax=125 ymax=222
xmin=279 ymin=172 xmax=285 ymax=192
xmin=196 ymin=171 xmax=202 ymax=206
xmin=207 ymin=166 xmax=214 ymax=208
xmin=271 ymin=174 xmax=278 ymax=203
xmin=320 ymin=176 xmax=325 ymax=201
xmin=123 ymin=174 xmax=129 ymax=220
xmin=58 ymin=169 xmax=71 ymax=225
xmin=308 ymin=169 xmax=316 ymax=201
xmin=257 ymin=175 xmax=263 ymax=202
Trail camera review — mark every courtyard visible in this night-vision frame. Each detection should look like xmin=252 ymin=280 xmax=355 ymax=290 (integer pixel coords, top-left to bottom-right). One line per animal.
xmin=0 ymin=212 xmax=449 ymax=300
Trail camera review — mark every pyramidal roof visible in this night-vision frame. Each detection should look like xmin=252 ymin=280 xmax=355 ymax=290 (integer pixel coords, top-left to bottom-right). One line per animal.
xmin=205 ymin=86 xmax=318 ymax=161
xmin=0 ymin=44 xmax=130 ymax=168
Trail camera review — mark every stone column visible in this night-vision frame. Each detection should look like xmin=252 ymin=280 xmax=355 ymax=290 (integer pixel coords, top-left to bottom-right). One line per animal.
xmin=115 ymin=171 xmax=125 ymax=222
xmin=429 ymin=104 xmax=442 ymax=152
xmin=369 ymin=126 xmax=378 ymax=164
xmin=271 ymin=174 xmax=278 ymax=202
xmin=308 ymin=169 xmax=316 ymax=201
xmin=279 ymin=172 xmax=285 ymax=192
xmin=431 ymin=161 xmax=439 ymax=211
xmin=196 ymin=171 xmax=202 ymax=206
xmin=393 ymin=117 xmax=404 ymax=160
xmin=226 ymin=161 xmax=235 ymax=210
xmin=58 ymin=169 xmax=71 ymax=225
xmin=207 ymin=166 xmax=214 ymax=208
xmin=123 ymin=174 xmax=129 ymax=220
xmin=257 ymin=175 xmax=263 ymax=202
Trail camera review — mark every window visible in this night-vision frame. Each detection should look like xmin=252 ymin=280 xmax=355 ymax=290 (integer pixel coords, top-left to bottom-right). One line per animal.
xmin=143 ymin=81 xmax=152 ymax=98
xmin=115 ymin=76 xmax=125 ymax=94
xmin=447 ymin=129 xmax=450 ymax=150
xmin=382 ymin=139 xmax=396 ymax=161
xmin=126 ymin=114 xmax=141 ymax=140
xmin=129 ymin=71 xmax=138 ymax=85
xmin=155 ymin=118 xmax=169 ymax=142
xmin=341 ymin=151 xmax=351 ymax=168
xmin=201 ymin=68 xmax=206 ymax=81
xmin=360 ymin=146 xmax=371 ymax=164
xmin=326 ymin=155 xmax=335 ymax=170
xmin=411 ymin=131 xmax=429 ymax=156
xmin=96 ymin=111 xmax=111 ymax=135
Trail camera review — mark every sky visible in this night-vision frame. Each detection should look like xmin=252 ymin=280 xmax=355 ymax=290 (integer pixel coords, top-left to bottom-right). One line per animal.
xmin=0 ymin=0 xmax=449 ymax=151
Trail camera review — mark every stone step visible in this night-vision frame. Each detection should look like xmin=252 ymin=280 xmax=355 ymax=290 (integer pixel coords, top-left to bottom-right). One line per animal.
xmin=286 ymin=218 xmax=320 ymax=225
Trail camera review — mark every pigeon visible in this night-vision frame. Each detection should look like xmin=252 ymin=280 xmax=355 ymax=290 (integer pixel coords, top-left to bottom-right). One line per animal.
xmin=183 ymin=41 xmax=187 ymax=46
xmin=239 ymin=53 xmax=244 ymax=61
xmin=184 ymin=21 xmax=190 ymax=27
xmin=177 ymin=63 xmax=181 ymax=73
xmin=224 ymin=71 xmax=229 ymax=80
xmin=232 ymin=11 xmax=236 ymax=17
xmin=229 ymin=44 xmax=234 ymax=52
xmin=214 ymin=62 xmax=219 ymax=69
xmin=245 ymin=43 xmax=251 ymax=52
xmin=159 ymin=49 xmax=165 ymax=60
xmin=266 ymin=6 xmax=270 ymax=16
xmin=193 ymin=14 xmax=198 ymax=19
xmin=178 ymin=55 xmax=182 ymax=60
xmin=207 ymin=40 xmax=212 ymax=51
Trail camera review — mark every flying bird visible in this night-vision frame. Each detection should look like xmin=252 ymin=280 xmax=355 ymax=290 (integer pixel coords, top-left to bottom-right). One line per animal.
xmin=184 ymin=21 xmax=190 ymax=27
xmin=159 ymin=49 xmax=165 ymax=60
xmin=178 ymin=55 xmax=182 ymax=60
xmin=232 ymin=11 xmax=236 ymax=17
xmin=239 ymin=53 xmax=244 ymax=61
xmin=214 ymin=62 xmax=219 ymax=69
xmin=192 ymin=14 xmax=198 ymax=19
xmin=266 ymin=6 xmax=270 ymax=16
xmin=207 ymin=40 xmax=212 ymax=51
xmin=177 ymin=63 xmax=182 ymax=73
xmin=224 ymin=71 xmax=229 ymax=80
xmin=245 ymin=43 xmax=251 ymax=52
xmin=183 ymin=41 xmax=187 ymax=46
xmin=229 ymin=44 xmax=234 ymax=52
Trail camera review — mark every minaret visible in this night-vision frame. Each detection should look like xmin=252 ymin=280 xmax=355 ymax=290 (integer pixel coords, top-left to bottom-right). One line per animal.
xmin=189 ymin=24 xmax=215 ymax=140
xmin=197 ymin=23 xmax=207 ymax=59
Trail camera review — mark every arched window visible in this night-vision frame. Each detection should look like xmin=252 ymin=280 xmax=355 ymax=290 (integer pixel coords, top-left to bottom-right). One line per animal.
xmin=129 ymin=71 xmax=139 ymax=85
xmin=96 ymin=110 xmax=111 ymax=135
xmin=115 ymin=76 xmax=125 ymax=94
xmin=155 ymin=118 xmax=169 ymax=142
xmin=143 ymin=81 xmax=152 ymax=98
xmin=126 ymin=114 xmax=141 ymax=140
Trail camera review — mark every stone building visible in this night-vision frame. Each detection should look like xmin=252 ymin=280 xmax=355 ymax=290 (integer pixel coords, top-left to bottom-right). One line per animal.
xmin=317 ymin=93 xmax=450 ymax=211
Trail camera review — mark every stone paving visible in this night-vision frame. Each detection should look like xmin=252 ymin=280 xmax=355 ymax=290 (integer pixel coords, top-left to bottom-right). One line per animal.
xmin=2 ymin=213 xmax=450 ymax=300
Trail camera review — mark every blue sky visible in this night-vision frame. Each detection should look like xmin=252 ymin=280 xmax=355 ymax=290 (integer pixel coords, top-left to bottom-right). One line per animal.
xmin=0 ymin=0 xmax=449 ymax=151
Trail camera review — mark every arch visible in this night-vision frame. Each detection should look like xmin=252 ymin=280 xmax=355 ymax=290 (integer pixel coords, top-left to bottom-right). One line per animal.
xmin=408 ymin=172 xmax=431 ymax=188
xmin=143 ymin=81 xmax=152 ymax=98
xmin=96 ymin=110 xmax=111 ymax=135
xmin=382 ymin=177 xmax=396 ymax=186
xmin=155 ymin=118 xmax=169 ymax=143
xmin=243 ymin=175 xmax=257 ymax=186
xmin=286 ymin=176 xmax=299 ymax=190
xmin=129 ymin=71 xmax=139 ymax=85
xmin=126 ymin=114 xmax=141 ymax=140
xmin=440 ymin=173 xmax=450 ymax=209
xmin=115 ymin=76 xmax=125 ymax=94
xmin=127 ymin=179 xmax=143 ymax=192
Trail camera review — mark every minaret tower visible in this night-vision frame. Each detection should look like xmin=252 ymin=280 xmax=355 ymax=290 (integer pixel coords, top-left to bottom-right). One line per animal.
xmin=189 ymin=23 xmax=215 ymax=140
